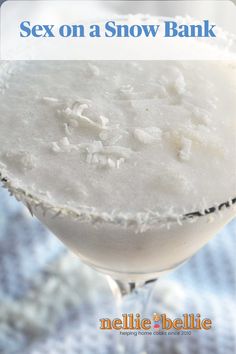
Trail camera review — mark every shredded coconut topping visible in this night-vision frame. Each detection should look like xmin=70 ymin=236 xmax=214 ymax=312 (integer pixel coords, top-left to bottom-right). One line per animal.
xmin=0 ymin=60 xmax=235 ymax=220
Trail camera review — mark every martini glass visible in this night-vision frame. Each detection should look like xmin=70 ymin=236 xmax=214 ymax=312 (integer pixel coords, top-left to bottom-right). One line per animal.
xmin=1 ymin=173 xmax=236 ymax=353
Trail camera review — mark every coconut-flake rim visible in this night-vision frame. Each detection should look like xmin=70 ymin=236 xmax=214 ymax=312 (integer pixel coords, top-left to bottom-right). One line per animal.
xmin=1 ymin=169 xmax=235 ymax=233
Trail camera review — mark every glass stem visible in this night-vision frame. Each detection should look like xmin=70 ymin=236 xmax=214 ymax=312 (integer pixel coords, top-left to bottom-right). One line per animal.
xmin=107 ymin=277 xmax=157 ymax=354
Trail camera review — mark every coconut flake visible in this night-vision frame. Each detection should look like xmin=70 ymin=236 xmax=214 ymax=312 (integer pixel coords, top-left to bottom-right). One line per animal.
xmin=103 ymin=146 xmax=133 ymax=159
xmin=63 ymin=102 xmax=109 ymax=131
xmin=64 ymin=123 xmax=72 ymax=136
xmin=173 ymin=73 xmax=186 ymax=95
xmin=107 ymin=158 xmax=116 ymax=168
xmin=51 ymin=142 xmax=61 ymax=153
xmin=192 ymin=107 xmax=211 ymax=125
xmin=42 ymin=96 xmax=59 ymax=104
xmin=120 ymin=84 xmax=134 ymax=95
xmin=179 ymin=137 xmax=192 ymax=161
xmin=116 ymin=158 xmax=125 ymax=169
xmin=134 ymin=127 xmax=162 ymax=145
xmin=82 ymin=141 xmax=133 ymax=168
xmin=50 ymin=137 xmax=79 ymax=153
xmin=88 ymin=63 xmax=100 ymax=77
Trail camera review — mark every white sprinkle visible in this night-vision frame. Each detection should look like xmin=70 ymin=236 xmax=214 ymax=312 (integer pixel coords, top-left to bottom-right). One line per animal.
xmin=120 ymin=84 xmax=134 ymax=95
xmin=64 ymin=123 xmax=72 ymax=136
xmin=103 ymin=146 xmax=133 ymax=159
xmin=51 ymin=142 xmax=61 ymax=153
xmin=157 ymin=85 xmax=168 ymax=98
xmin=107 ymin=158 xmax=116 ymax=168
xmin=63 ymin=103 xmax=109 ymax=131
xmin=116 ymin=158 xmax=125 ymax=169
xmin=72 ymin=103 xmax=89 ymax=116
xmin=64 ymin=107 xmax=72 ymax=115
xmin=82 ymin=141 xmax=132 ymax=169
xmin=173 ymin=73 xmax=186 ymax=95
xmin=179 ymin=137 xmax=192 ymax=161
xmin=99 ymin=115 xmax=109 ymax=128
xmin=134 ymin=127 xmax=162 ymax=145
xmin=192 ymin=107 xmax=211 ymax=125
xmin=42 ymin=96 xmax=59 ymax=103
xmin=51 ymin=138 xmax=79 ymax=153
xmin=61 ymin=137 xmax=70 ymax=147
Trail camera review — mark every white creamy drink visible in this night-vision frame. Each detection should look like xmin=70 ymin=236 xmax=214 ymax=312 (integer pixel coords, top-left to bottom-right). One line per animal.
xmin=0 ymin=60 xmax=236 ymax=281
